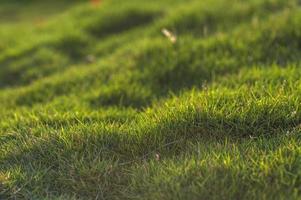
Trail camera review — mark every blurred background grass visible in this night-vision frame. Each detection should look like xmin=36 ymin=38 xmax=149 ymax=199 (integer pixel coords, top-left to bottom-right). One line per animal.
xmin=0 ymin=0 xmax=87 ymax=24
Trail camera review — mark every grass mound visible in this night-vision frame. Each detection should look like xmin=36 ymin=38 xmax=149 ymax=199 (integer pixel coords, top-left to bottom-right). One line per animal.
xmin=0 ymin=0 xmax=301 ymax=199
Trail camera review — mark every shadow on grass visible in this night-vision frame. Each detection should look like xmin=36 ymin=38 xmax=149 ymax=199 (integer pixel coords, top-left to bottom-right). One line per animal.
xmin=86 ymin=8 xmax=162 ymax=39
xmin=0 ymin=34 xmax=90 ymax=88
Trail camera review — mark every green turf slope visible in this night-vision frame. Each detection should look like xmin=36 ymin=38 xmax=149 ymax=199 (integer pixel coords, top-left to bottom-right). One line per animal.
xmin=0 ymin=0 xmax=301 ymax=199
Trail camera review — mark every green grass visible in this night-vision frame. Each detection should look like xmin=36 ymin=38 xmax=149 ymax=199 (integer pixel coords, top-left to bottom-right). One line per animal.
xmin=0 ymin=0 xmax=301 ymax=199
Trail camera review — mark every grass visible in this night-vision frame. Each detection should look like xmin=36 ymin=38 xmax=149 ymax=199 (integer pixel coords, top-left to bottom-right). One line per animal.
xmin=0 ymin=0 xmax=301 ymax=199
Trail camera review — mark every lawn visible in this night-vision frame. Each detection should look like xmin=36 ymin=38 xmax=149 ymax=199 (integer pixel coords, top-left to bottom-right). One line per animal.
xmin=0 ymin=0 xmax=301 ymax=199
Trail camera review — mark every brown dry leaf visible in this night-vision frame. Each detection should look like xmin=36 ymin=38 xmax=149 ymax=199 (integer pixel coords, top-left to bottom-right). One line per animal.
xmin=162 ymin=28 xmax=177 ymax=43
xmin=155 ymin=153 xmax=160 ymax=161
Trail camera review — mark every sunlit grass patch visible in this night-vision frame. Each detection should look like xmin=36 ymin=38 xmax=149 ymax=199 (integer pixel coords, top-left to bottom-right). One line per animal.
xmin=0 ymin=0 xmax=301 ymax=199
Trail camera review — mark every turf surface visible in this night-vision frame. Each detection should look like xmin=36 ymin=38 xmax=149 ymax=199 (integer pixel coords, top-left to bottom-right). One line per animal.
xmin=0 ymin=0 xmax=301 ymax=199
